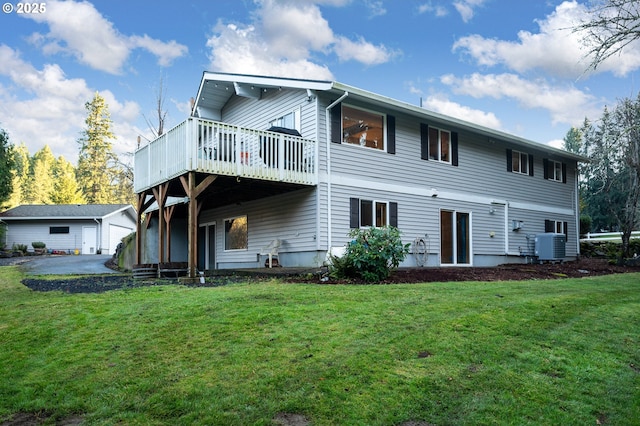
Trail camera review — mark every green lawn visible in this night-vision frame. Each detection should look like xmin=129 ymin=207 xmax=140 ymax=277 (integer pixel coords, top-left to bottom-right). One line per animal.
xmin=1 ymin=267 xmax=639 ymax=425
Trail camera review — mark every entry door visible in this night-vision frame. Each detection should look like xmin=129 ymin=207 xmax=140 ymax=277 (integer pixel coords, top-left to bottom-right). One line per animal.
xmin=197 ymin=223 xmax=216 ymax=271
xmin=82 ymin=226 xmax=97 ymax=255
xmin=440 ymin=210 xmax=471 ymax=265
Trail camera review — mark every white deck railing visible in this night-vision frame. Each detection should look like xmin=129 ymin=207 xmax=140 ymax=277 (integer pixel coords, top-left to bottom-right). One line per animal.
xmin=134 ymin=118 xmax=317 ymax=192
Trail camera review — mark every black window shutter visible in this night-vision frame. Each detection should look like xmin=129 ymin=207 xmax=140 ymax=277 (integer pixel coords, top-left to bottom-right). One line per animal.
xmin=349 ymin=197 xmax=360 ymax=228
xmin=545 ymin=220 xmax=554 ymax=233
xmin=563 ymin=221 xmax=568 ymax=238
xmin=451 ymin=132 xmax=459 ymax=166
xmin=543 ymin=159 xmax=549 ymax=180
xmin=330 ymin=102 xmax=342 ymax=144
xmin=528 ymin=154 xmax=534 ymax=176
xmin=420 ymin=123 xmax=429 ymax=160
xmin=562 ymin=163 xmax=567 ymax=183
xmin=506 ymin=149 xmax=512 ymax=172
xmin=389 ymin=202 xmax=398 ymax=227
xmin=386 ymin=115 xmax=395 ymax=154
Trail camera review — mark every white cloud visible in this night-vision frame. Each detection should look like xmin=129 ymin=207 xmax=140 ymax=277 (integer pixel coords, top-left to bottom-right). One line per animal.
xmin=0 ymin=44 xmax=140 ymax=163
xmin=364 ymin=0 xmax=386 ymax=18
xmin=418 ymin=3 xmax=448 ymax=17
xmin=333 ymin=36 xmax=398 ymax=65
xmin=24 ymin=0 xmax=187 ymax=74
xmin=421 ymin=93 xmax=502 ymax=129
xmin=453 ymin=0 xmax=486 ymax=22
xmin=207 ymin=0 xmax=396 ymax=77
xmin=452 ymin=1 xmax=640 ymax=78
xmin=440 ymin=73 xmax=599 ymax=126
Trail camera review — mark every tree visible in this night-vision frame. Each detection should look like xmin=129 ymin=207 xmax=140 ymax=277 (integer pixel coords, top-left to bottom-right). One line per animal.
xmin=144 ymin=74 xmax=168 ymax=139
xmin=51 ymin=156 xmax=86 ymax=204
xmin=27 ymin=145 xmax=56 ymax=204
xmin=580 ymin=95 xmax=640 ymax=261
xmin=77 ymin=92 xmax=118 ymax=204
xmin=7 ymin=143 xmax=30 ymax=208
xmin=0 ymin=128 xmax=14 ymax=209
xmin=574 ymin=0 xmax=640 ymax=71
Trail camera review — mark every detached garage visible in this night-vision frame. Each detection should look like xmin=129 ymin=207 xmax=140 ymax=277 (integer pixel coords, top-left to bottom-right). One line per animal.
xmin=0 ymin=204 xmax=136 ymax=255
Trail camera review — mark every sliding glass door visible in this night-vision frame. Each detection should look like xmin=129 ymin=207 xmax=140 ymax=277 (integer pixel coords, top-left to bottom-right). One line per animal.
xmin=440 ymin=210 xmax=471 ymax=265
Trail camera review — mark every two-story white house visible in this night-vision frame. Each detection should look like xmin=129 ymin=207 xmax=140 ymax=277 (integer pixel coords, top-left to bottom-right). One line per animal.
xmin=133 ymin=72 xmax=587 ymax=278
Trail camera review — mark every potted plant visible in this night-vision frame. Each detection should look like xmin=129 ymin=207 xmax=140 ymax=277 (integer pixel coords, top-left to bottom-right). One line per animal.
xmin=31 ymin=242 xmax=46 ymax=255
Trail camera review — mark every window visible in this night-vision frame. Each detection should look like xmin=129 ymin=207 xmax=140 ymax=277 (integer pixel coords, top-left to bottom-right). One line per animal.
xmin=512 ymin=150 xmax=529 ymax=174
xmin=428 ymin=127 xmax=451 ymax=162
xmin=270 ymin=109 xmax=300 ymax=131
xmin=545 ymin=219 xmax=568 ymax=236
xmin=546 ymin=160 xmax=566 ymax=182
xmin=342 ymin=105 xmax=385 ymax=151
xmin=224 ymin=216 xmax=248 ymax=250
xmin=350 ymin=198 xmax=398 ymax=228
xmin=420 ymin=123 xmax=459 ymax=165
xmin=50 ymin=226 xmax=69 ymax=234
xmin=507 ymin=149 xmax=533 ymax=176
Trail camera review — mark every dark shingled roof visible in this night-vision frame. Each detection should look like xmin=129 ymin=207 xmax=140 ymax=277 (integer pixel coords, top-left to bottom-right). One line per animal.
xmin=0 ymin=204 xmax=133 ymax=220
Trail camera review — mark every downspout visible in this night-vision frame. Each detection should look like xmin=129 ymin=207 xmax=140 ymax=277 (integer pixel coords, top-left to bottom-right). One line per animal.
xmin=325 ymin=91 xmax=349 ymax=252
xmin=94 ymin=218 xmax=101 ymax=254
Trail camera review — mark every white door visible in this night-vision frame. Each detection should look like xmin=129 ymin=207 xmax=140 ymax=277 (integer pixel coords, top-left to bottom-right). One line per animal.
xmin=82 ymin=226 xmax=97 ymax=254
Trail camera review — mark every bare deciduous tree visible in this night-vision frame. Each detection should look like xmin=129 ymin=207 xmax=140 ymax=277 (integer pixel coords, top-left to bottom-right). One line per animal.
xmin=574 ymin=0 xmax=640 ymax=71
xmin=144 ymin=74 xmax=168 ymax=139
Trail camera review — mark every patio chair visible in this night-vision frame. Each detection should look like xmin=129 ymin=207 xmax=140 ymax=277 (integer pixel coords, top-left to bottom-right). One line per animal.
xmin=260 ymin=239 xmax=281 ymax=268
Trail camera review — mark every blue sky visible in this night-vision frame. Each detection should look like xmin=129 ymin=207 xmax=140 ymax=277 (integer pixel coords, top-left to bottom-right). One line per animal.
xmin=1 ymin=0 xmax=639 ymax=164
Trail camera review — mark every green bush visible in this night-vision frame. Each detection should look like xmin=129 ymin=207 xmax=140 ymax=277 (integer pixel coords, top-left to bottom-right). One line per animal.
xmin=12 ymin=243 xmax=27 ymax=255
xmin=31 ymin=242 xmax=46 ymax=249
xmin=329 ymin=226 xmax=410 ymax=282
xmin=579 ymin=215 xmax=592 ymax=236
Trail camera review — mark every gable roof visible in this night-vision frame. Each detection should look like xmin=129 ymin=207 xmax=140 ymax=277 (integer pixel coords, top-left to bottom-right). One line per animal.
xmin=0 ymin=204 xmax=135 ymax=221
xmin=193 ymin=72 xmax=588 ymax=163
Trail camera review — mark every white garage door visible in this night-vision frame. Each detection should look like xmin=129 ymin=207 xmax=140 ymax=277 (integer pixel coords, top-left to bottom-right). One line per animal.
xmin=108 ymin=224 xmax=133 ymax=255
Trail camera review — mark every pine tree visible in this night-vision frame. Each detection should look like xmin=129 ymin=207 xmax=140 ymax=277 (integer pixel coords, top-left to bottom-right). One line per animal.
xmin=28 ymin=145 xmax=56 ymax=204
xmin=0 ymin=128 xmax=14 ymax=209
xmin=7 ymin=143 xmax=30 ymax=208
xmin=77 ymin=92 xmax=118 ymax=204
xmin=52 ymin=156 xmax=86 ymax=204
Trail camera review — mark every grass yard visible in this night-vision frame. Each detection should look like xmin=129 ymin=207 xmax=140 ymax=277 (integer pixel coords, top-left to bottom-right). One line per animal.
xmin=0 ymin=267 xmax=639 ymax=425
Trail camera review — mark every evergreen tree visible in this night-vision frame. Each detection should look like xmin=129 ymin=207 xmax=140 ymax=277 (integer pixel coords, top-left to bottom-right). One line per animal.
xmin=77 ymin=92 xmax=118 ymax=204
xmin=0 ymin=128 xmax=14 ymax=209
xmin=7 ymin=143 xmax=30 ymax=208
xmin=52 ymin=156 xmax=86 ymax=204
xmin=27 ymin=145 xmax=56 ymax=204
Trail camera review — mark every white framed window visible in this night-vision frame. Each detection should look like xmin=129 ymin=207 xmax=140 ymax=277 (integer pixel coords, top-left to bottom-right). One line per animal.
xmin=270 ymin=108 xmax=301 ymax=131
xmin=359 ymin=199 xmax=389 ymax=228
xmin=511 ymin=150 xmax=530 ymax=175
xmin=547 ymin=160 xmax=563 ymax=182
xmin=224 ymin=215 xmax=248 ymax=251
xmin=342 ymin=104 xmax=386 ymax=151
xmin=429 ymin=127 xmax=451 ymax=163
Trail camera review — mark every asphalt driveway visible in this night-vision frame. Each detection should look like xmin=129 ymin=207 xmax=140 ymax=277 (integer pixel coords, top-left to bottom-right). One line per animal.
xmin=18 ymin=255 xmax=118 ymax=275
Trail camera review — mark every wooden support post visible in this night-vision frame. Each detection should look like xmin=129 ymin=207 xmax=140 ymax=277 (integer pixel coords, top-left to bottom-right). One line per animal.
xmin=180 ymin=173 xmax=218 ymax=279
xmin=152 ymin=183 xmax=169 ymax=264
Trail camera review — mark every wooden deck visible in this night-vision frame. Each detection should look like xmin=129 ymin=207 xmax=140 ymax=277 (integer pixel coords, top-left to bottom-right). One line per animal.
xmin=134 ymin=118 xmax=317 ymax=192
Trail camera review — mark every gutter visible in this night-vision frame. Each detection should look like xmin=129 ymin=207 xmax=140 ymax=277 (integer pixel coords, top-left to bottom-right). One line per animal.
xmin=325 ymin=90 xmax=349 ymax=251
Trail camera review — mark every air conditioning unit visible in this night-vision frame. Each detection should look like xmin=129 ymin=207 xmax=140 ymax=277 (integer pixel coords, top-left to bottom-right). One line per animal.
xmin=535 ymin=233 xmax=566 ymax=261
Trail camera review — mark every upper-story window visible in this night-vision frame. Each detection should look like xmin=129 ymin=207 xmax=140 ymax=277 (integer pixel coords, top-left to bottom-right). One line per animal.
xmin=342 ymin=105 xmax=385 ymax=151
xmin=270 ymin=109 xmax=300 ymax=131
xmin=507 ymin=149 xmax=534 ymax=176
xmin=512 ymin=150 xmax=530 ymax=174
xmin=420 ymin=123 xmax=458 ymax=166
xmin=544 ymin=159 xmax=567 ymax=183
xmin=429 ymin=127 xmax=451 ymax=163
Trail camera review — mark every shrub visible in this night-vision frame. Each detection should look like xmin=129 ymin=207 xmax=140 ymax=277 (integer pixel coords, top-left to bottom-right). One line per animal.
xmin=579 ymin=215 xmax=592 ymax=236
xmin=31 ymin=242 xmax=46 ymax=249
xmin=12 ymin=243 xmax=27 ymax=255
xmin=329 ymin=226 xmax=410 ymax=282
